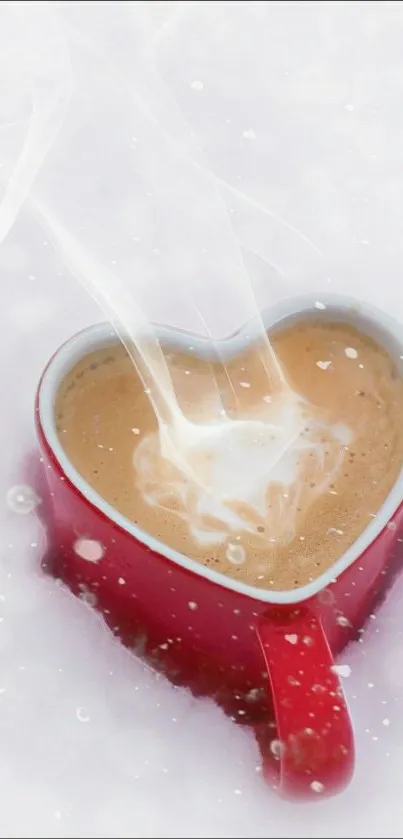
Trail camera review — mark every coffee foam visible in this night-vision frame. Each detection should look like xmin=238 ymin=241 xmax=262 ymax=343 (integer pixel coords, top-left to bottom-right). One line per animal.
xmin=134 ymin=389 xmax=352 ymax=548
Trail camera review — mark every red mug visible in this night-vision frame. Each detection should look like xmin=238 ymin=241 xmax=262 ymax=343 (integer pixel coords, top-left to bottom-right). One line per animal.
xmin=35 ymin=293 xmax=403 ymax=800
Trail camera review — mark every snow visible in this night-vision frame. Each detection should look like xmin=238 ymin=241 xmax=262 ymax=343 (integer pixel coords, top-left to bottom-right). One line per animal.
xmin=331 ymin=665 xmax=352 ymax=679
xmin=3 ymin=3 xmax=403 ymax=836
xmin=1 ymin=210 xmax=403 ymax=839
xmin=73 ymin=539 xmax=105 ymax=564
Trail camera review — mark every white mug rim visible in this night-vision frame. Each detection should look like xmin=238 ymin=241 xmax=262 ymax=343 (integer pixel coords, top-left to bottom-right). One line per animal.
xmin=37 ymin=292 xmax=403 ymax=606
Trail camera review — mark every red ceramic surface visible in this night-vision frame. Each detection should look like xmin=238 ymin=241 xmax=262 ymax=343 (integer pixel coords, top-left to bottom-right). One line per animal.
xmin=35 ymin=294 xmax=403 ymax=800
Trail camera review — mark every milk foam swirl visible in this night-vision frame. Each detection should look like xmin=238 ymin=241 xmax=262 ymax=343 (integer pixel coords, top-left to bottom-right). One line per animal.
xmin=134 ymin=390 xmax=351 ymax=547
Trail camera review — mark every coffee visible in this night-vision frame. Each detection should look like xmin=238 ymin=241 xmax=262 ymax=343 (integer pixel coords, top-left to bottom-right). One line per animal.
xmin=55 ymin=319 xmax=403 ymax=590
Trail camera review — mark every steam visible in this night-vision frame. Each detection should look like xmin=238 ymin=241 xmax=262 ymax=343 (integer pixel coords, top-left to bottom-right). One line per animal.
xmin=0 ymin=4 xmax=347 ymax=547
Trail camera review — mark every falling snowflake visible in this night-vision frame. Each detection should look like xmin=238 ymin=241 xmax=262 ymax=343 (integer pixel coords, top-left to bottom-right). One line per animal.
xmin=226 ymin=543 xmax=246 ymax=565
xmin=310 ymin=780 xmax=325 ymax=793
xmin=285 ymin=634 xmax=298 ymax=645
xmin=6 ymin=484 xmax=40 ymax=514
xmin=331 ymin=664 xmax=351 ymax=678
xmin=76 ymin=706 xmax=90 ymax=722
xmin=269 ymin=739 xmax=283 ymax=759
xmin=73 ymin=538 xmax=104 ymax=563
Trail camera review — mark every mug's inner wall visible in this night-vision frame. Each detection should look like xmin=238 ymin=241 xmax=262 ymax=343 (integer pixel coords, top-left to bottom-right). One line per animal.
xmin=52 ymin=309 xmax=403 ymax=592
xmin=38 ymin=296 xmax=403 ymax=604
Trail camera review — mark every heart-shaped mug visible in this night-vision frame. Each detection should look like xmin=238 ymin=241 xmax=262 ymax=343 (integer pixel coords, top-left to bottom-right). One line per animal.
xmin=35 ymin=293 xmax=403 ymax=800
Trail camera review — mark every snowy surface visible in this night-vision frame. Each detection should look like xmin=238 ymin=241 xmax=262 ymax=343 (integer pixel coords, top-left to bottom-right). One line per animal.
xmin=3 ymin=3 xmax=403 ymax=837
xmin=1 ymin=206 xmax=403 ymax=839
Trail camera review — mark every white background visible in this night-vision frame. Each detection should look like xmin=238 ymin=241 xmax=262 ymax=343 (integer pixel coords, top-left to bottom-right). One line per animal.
xmin=2 ymin=2 xmax=403 ymax=836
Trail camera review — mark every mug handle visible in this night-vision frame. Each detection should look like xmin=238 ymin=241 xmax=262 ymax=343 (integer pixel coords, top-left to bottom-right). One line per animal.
xmin=255 ymin=606 xmax=355 ymax=799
